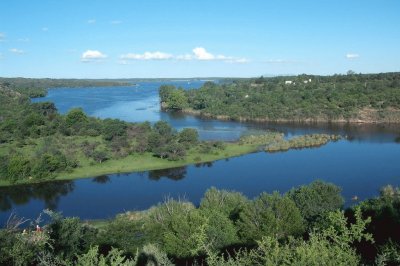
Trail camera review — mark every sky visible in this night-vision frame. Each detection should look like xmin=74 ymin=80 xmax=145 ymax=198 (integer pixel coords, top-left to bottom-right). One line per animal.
xmin=0 ymin=0 xmax=399 ymax=78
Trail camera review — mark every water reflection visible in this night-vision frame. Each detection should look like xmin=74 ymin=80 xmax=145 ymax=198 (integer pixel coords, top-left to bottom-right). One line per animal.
xmin=0 ymin=181 xmax=74 ymax=211
xmin=92 ymin=175 xmax=111 ymax=184
xmin=148 ymin=167 xmax=187 ymax=181
xmin=195 ymin=161 xmax=214 ymax=168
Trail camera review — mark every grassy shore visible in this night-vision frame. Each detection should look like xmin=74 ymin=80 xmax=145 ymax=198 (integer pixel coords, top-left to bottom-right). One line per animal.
xmin=0 ymin=142 xmax=259 ymax=187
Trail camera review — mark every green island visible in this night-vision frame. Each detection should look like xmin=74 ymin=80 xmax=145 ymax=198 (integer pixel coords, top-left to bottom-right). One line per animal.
xmin=160 ymin=72 xmax=400 ymax=123
xmin=2 ymin=181 xmax=400 ymax=265
xmin=0 ymin=83 xmax=340 ymax=187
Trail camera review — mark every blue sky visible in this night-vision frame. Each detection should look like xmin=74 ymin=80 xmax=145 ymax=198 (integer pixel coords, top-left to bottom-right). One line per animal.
xmin=0 ymin=0 xmax=399 ymax=78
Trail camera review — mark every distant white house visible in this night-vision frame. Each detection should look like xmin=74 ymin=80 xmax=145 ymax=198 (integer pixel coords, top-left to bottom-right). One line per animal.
xmin=285 ymin=80 xmax=293 ymax=85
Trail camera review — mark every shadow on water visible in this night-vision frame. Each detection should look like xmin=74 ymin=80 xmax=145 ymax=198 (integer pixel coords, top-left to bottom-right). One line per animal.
xmin=92 ymin=175 xmax=111 ymax=184
xmin=0 ymin=181 xmax=74 ymax=211
xmin=148 ymin=167 xmax=188 ymax=181
xmin=146 ymin=163 xmax=217 ymax=181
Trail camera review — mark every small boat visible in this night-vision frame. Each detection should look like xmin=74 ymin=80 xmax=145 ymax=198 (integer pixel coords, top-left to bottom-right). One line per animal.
xmin=351 ymin=195 xmax=359 ymax=201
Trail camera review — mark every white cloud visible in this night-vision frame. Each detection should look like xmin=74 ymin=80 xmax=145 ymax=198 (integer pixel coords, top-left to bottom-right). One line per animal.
xmin=42 ymin=27 xmax=49 ymax=32
xmin=120 ymin=51 xmax=173 ymax=60
xmin=119 ymin=47 xmax=248 ymax=63
xmin=192 ymin=47 xmax=215 ymax=60
xmin=0 ymin=32 xmax=5 ymax=41
xmin=81 ymin=50 xmax=107 ymax=62
xmin=110 ymin=20 xmax=122 ymax=25
xmin=88 ymin=19 xmax=96 ymax=24
xmin=190 ymin=47 xmax=247 ymax=63
xmin=9 ymin=48 xmax=24 ymax=54
xmin=346 ymin=53 xmax=360 ymax=59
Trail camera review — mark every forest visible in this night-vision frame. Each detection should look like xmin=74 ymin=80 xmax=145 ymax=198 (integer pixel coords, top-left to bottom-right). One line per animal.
xmin=160 ymin=72 xmax=400 ymax=123
xmin=1 ymin=181 xmax=399 ymax=265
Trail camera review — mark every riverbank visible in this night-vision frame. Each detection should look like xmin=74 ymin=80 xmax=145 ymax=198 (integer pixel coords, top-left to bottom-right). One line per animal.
xmin=175 ymin=107 xmax=400 ymax=124
xmin=0 ymin=142 xmax=260 ymax=187
xmin=0 ymin=132 xmax=343 ymax=187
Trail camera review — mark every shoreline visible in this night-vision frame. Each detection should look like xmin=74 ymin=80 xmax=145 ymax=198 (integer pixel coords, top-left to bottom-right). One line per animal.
xmin=171 ymin=107 xmax=400 ymax=124
xmin=0 ymin=143 xmax=260 ymax=187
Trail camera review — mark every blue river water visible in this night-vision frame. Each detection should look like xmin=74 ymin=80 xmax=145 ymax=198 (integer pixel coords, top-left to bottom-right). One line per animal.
xmin=1 ymin=81 xmax=399 ymax=224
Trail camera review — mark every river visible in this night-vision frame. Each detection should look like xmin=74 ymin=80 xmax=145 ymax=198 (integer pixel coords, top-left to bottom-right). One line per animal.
xmin=1 ymin=81 xmax=399 ymax=224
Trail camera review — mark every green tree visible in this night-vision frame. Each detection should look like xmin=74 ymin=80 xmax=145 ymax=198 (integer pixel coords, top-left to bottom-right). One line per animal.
xmin=65 ymin=108 xmax=88 ymax=126
xmin=178 ymin=128 xmax=199 ymax=147
xmin=287 ymin=180 xmax=344 ymax=224
xmin=6 ymin=154 xmax=31 ymax=181
xmin=200 ymin=187 xmax=248 ymax=221
xmin=237 ymin=192 xmax=305 ymax=242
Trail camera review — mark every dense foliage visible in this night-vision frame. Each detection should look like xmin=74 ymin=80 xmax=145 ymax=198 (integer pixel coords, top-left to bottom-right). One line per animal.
xmin=160 ymin=72 xmax=400 ymax=123
xmin=0 ymin=84 xmax=199 ymax=183
xmin=1 ymin=182 xmax=399 ymax=265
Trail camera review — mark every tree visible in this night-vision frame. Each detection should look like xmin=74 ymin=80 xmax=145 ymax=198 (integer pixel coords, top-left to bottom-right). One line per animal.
xmin=102 ymin=119 xmax=127 ymax=141
xmin=159 ymin=85 xmax=188 ymax=110
xmin=287 ymin=180 xmax=344 ymax=224
xmin=146 ymin=199 xmax=206 ymax=258
xmin=200 ymin=187 xmax=248 ymax=221
xmin=237 ymin=192 xmax=305 ymax=243
xmin=65 ymin=108 xmax=88 ymax=126
xmin=91 ymin=150 xmax=110 ymax=163
xmin=6 ymin=154 xmax=31 ymax=181
xmin=178 ymin=128 xmax=199 ymax=147
xmin=153 ymin=121 xmax=174 ymax=136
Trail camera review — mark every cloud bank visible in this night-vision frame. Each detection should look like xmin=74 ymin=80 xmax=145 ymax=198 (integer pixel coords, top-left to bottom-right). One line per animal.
xmin=120 ymin=47 xmax=247 ymax=63
xmin=81 ymin=50 xmax=107 ymax=62
xmin=120 ymin=51 xmax=173 ymax=60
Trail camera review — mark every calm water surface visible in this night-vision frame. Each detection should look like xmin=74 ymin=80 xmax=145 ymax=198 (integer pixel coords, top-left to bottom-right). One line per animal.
xmin=1 ymin=81 xmax=399 ymax=225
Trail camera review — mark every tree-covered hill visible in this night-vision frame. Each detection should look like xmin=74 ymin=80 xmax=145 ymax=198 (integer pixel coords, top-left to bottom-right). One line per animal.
xmin=160 ymin=72 xmax=400 ymax=123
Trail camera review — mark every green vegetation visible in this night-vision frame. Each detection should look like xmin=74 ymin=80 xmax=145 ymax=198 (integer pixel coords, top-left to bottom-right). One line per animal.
xmin=1 ymin=181 xmax=400 ymax=265
xmin=0 ymin=77 xmax=131 ymax=89
xmin=238 ymin=132 xmax=340 ymax=152
xmin=265 ymin=134 xmax=341 ymax=152
xmin=0 ymin=83 xmax=340 ymax=186
xmin=160 ymin=72 xmax=400 ymax=123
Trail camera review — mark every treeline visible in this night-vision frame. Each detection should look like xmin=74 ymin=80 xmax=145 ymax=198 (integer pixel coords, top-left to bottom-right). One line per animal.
xmin=1 ymin=181 xmax=399 ymax=265
xmin=0 ymin=77 xmax=131 ymax=90
xmin=160 ymin=72 xmax=400 ymax=123
xmin=0 ymin=84 xmax=199 ymax=183
xmin=0 ymin=78 xmax=131 ymax=98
